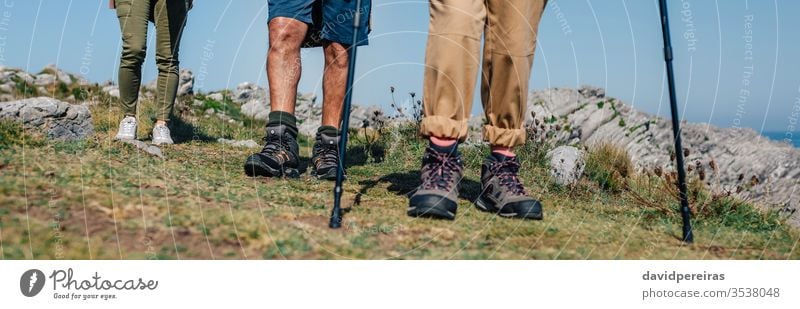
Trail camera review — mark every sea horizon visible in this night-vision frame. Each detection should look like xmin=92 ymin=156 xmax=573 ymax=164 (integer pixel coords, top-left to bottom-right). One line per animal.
xmin=762 ymin=131 xmax=800 ymax=148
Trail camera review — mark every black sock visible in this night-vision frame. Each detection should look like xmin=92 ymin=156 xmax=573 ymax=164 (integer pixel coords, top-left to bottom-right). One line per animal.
xmin=267 ymin=111 xmax=298 ymax=137
xmin=317 ymin=125 xmax=339 ymax=137
xmin=490 ymin=152 xmax=514 ymax=161
xmin=430 ymin=141 xmax=458 ymax=155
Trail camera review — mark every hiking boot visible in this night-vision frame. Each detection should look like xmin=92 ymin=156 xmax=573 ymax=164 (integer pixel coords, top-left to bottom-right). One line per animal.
xmin=310 ymin=132 xmax=341 ymax=180
xmin=475 ymin=153 xmax=543 ymax=220
xmin=151 ymin=123 xmax=174 ymax=145
xmin=407 ymin=146 xmax=463 ymax=220
xmin=115 ymin=116 xmax=137 ymax=140
xmin=243 ymin=124 xmax=300 ymax=178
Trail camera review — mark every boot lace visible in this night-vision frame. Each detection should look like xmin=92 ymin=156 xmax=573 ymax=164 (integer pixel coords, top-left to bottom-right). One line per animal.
xmin=489 ymin=159 xmax=527 ymax=196
xmin=261 ymin=134 xmax=292 ymax=157
xmin=315 ymin=143 xmax=339 ymax=167
xmin=421 ymin=150 xmax=462 ymax=191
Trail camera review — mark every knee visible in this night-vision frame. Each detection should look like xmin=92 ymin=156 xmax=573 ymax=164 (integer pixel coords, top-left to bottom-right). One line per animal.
xmin=325 ymin=43 xmax=349 ymax=68
xmin=156 ymin=56 xmax=179 ymax=74
xmin=269 ymin=19 xmax=305 ymax=54
xmin=121 ymin=44 xmax=147 ymax=65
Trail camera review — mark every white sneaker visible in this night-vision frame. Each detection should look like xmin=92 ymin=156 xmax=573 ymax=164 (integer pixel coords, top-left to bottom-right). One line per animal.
xmin=152 ymin=123 xmax=174 ymax=145
xmin=115 ymin=116 xmax=137 ymax=140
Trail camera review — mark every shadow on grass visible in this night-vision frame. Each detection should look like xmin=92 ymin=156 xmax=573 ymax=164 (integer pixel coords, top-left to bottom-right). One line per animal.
xmin=169 ymin=116 xmax=216 ymax=144
xmin=355 ymin=171 xmax=482 ymax=206
xmin=345 ymin=144 xmax=386 ymax=168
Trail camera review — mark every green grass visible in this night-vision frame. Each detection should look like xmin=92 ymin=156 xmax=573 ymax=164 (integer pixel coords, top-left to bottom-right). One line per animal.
xmin=0 ymin=95 xmax=797 ymax=260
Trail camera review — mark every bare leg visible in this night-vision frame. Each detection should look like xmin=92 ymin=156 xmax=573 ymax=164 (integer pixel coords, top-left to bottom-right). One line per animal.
xmin=321 ymin=41 xmax=350 ymax=129
xmin=267 ymin=17 xmax=308 ymax=114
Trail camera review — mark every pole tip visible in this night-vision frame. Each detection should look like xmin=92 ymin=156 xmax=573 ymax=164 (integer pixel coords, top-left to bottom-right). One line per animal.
xmin=682 ymin=230 xmax=694 ymax=244
xmin=329 ymin=209 xmax=343 ymax=229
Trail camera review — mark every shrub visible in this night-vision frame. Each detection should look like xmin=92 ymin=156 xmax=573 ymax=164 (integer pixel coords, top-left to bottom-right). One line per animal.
xmin=0 ymin=120 xmax=45 ymax=149
xmin=585 ymin=143 xmax=633 ymax=192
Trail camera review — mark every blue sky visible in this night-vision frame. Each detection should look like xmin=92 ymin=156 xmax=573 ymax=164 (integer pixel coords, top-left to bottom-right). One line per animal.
xmin=0 ymin=0 xmax=798 ymax=132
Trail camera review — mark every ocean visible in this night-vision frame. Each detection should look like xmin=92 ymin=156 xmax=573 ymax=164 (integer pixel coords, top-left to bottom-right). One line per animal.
xmin=762 ymin=132 xmax=800 ymax=148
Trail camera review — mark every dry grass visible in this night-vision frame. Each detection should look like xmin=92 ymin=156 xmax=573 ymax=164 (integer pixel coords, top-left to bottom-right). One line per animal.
xmin=584 ymin=143 xmax=634 ymax=192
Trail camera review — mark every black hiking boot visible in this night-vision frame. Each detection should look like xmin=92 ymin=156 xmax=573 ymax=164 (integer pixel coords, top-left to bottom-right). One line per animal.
xmin=407 ymin=146 xmax=463 ymax=220
xmin=243 ymin=124 xmax=300 ymax=178
xmin=475 ymin=153 xmax=543 ymax=220
xmin=310 ymin=131 xmax=342 ymax=180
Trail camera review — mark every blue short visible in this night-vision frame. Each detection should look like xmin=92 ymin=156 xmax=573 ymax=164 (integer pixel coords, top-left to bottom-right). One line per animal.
xmin=268 ymin=0 xmax=371 ymax=47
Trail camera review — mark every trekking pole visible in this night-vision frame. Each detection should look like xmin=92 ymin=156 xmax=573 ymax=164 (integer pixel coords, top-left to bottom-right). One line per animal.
xmin=330 ymin=0 xmax=363 ymax=228
xmin=657 ymin=0 xmax=694 ymax=243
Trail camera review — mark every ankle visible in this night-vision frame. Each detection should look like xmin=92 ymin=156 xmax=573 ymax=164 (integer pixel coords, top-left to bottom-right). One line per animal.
xmin=491 ymin=146 xmax=515 ymax=158
xmin=317 ymin=125 xmax=339 ymax=137
xmin=430 ymin=136 xmax=456 ymax=147
xmin=429 ymin=136 xmax=458 ymax=154
xmin=268 ymin=111 xmax=298 ymax=137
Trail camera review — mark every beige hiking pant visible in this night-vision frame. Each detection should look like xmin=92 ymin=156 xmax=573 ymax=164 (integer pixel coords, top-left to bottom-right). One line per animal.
xmin=420 ymin=0 xmax=547 ymax=147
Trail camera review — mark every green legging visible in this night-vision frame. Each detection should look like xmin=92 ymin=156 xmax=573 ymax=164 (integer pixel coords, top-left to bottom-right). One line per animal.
xmin=115 ymin=0 xmax=188 ymax=121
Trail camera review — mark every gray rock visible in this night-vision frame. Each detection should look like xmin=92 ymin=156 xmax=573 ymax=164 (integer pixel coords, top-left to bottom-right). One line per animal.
xmin=465 ymin=115 xmax=486 ymax=145
xmin=235 ymin=82 xmax=271 ymax=121
xmin=0 ymin=97 xmax=94 ymax=140
xmin=216 ymin=113 xmax=231 ymax=122
xmin=348 ymin=105 xmax=378 ymax=126
xmin=207 ymin=92 xmax=224 ymax=102
xmin=238 ymin=88 xmax=371 ymax=136
xmin=232 ymin=82 xmax=267 ymax=104
xmin=43 ymin=64 xmax=74 ymax=84
xmin=0 ymin=82 xmax=15 ymax=93
xmin=547 ymin=146 xmax=586 ymax=186
xmin=142 ymin=69 xmax=193 ymax=96
xmin=34 ymin=74 xmax=56 ymax=86
xmin=519 ymin=85 xmax=800 ymax=226
xmin=143 ymin=79 xmax=157 ymax=91
xmin=0 ymin=70 xmax=15 ymax=82
xmin=177 ymin=69 xmax=194 ymax=96
xmin=102 ymin=84 xmax=120 ymax=98
xmin=240 ymin=98 xmax=270 ymax=120
xmin=217 ymin=138 xmax=260 ymax=148
xmin=119 ymin=139 xmax=164 ymax=159
xmin=16 ymin=72 xmax=35 ymax=85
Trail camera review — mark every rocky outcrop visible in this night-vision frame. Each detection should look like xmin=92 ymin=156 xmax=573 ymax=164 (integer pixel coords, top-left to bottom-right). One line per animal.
xmin=0 ymin=97 xmax=93 ymax=140
xmin=102 ymin=83 xmax=119 ymax=98
xmin=525 ymin=86 xmax=800 ymax=225
xmin=42 ymin=64 xmax=88 ymax=85
xmin=547 ymin=146 xmax=586 ymax=186
xmin=177 ymin=69 xmax=194 ymax=96
xmin=237 ymin=82 xmax=270 ymax=120
xmin=207 ymin=92 xmax=224 ymax=102
xmin=142 ymin=69 xmax=194 ymax=96
xmin=34 ymin=74 xmax=56 ymax=86
xmin=217 ymin=138 xmax=260 ymax=148
xmin=119 ymin=139 xmax=164 ymax=159
xmin=235 ymin=82 xmax=373 ymax=136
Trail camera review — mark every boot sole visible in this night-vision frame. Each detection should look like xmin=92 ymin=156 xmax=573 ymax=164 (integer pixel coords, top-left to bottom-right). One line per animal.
xmin=311 ymin=167 xmax=340 ymax=181
xmin=408 ymin=195 xmax=457 ymax=220
xmin=244 ymin=159 xmax=299 ymax=178
xmin=474 ymin=196 xmax=543 ymax=220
